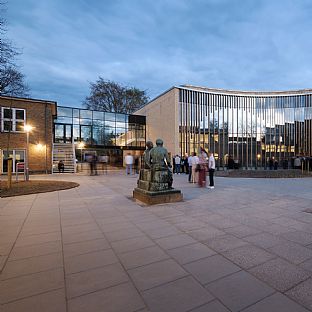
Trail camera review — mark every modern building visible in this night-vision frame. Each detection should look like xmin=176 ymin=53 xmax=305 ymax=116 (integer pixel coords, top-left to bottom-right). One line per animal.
xmin=0 ymin=96 xmax=146 ymax=174
xmin=136 ymin=85 xmax=312 ymax=170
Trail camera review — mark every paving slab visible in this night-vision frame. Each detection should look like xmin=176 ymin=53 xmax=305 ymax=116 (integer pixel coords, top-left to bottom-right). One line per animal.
xmin=1 ymin=252 xmax=63 ymax=280
xmin=0 ymin=268 xmax=64 ymax=304
xmin=68 ymin=282 xmax=145 ymax=312
xmin=128 ymin=258 xmax=188 ymax=291
xmin=63 ymin=238 xmax=110 ymax=258
xmin=286 ymin=278 xmax=312 ymax=311
xmin=206 ymin=271 xmax=275 ymax=312
xmin=66 ymin=262 xmax=129 ymax=299
xmin=241 ymin=292 xmax=310 ymax=312
xmin=167 ymin=242 xmax=216 ymax=265
xmin=64 ymin=249 xmax=118 ymax=274
xmin=142 ymin=276 xmax=214 ymax=312
xmin=249 ymin=257 xmax=311 ymax=292
xmin=222 ymin=244 xmax=277 ymax=269
xmin=184 ymin=254 xmax=241 ymax=285
xmin=118 ymin=245 xmax=169 ymax=269
xmin=1 ymin=288 xmax=66 ymax=312
xmin=2 ymin=174 xmax=312 ymax=311
xmin=190 ymin=300 xmax=231 ymax=312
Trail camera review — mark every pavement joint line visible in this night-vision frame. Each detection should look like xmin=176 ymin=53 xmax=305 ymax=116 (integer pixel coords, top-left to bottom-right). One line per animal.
xmin=79 ymin=180 xmax=151 ymax=310
xmin=0 ymin=265 xmax=64 ymax=282
xmin=58 ymin=189 xmax=70 ymax=312
xmin=0 ymin=195 xmax=37 ymax=275
xmin=0 ymin=287 xmax=65 ymax=306
xmin=66 ymin=280 xmax=130 ymax=300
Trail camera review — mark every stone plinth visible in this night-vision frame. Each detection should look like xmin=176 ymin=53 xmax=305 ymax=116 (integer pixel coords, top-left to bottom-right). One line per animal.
xmin=133 ymin=168 xmax=183 ymax=205
xmin=133 ymin=188 xmax=183 ymax=205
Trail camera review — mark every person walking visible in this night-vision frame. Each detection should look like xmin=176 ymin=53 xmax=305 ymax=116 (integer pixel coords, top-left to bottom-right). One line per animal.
xmin=188 ymin=153 xmax=193 ymax=182
xmin=125 ymin=153 xmax=134 ymax=175
xmin=208 ymin=152 xmax=216 ymax=189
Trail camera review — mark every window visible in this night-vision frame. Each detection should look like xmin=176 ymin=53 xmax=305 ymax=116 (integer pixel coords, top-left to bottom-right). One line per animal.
xmin=1 ymin=107 xmax=26 ymax=132
xmin=2 ymin=150 xmax=25 ymax=173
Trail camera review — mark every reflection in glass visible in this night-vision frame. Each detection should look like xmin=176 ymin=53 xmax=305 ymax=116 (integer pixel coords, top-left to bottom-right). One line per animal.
xmin=54 ymin=106 xmax=146 ymax=149
xmin=58 ymin=107 xmax=72 ymax=117
xmin=179 ymin=88 xmax=312 ymax=170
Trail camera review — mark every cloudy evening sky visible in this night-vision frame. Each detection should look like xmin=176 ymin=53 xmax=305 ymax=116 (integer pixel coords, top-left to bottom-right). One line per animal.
xmin=6 ymin=0 xmax=312 ymax=107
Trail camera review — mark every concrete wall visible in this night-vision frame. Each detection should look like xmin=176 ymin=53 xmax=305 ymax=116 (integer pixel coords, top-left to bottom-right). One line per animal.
xmin=0 ymin=97 xmax=56 ymax=173
xmin=136 ymin=88 xmax=179 ymax=156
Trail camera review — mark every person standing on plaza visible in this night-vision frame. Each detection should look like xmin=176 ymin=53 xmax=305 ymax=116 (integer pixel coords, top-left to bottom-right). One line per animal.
xmin=181 ymin=155 xmax=185 ymax=173
xmin=198 ymin=148 xmax=208 ymax=187
xmin=184 ymin=153 xmax=189 ymax=174
xmin=208 ymin=152 xmax=216 ymax=189
xmin=191 ymin=152 xmax=199 ymax=183
xmin=125 ymin=153 xmax=134 ymax=175
xmin=188 ymin=153 xmax=193 ymax=182
xmin=174 ymin=155 xmax=181 ymax=174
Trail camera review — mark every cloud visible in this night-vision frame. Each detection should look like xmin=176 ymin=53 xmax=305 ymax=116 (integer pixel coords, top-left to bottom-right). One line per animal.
xmin=5 ymin=0 xmax=312 ymax=105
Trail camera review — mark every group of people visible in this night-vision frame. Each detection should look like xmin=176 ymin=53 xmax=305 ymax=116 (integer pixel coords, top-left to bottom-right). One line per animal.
xmin=187 ymin=148 xmax=215 ymax=188
xmin=172 ymin=150 xmax=216 ymax=188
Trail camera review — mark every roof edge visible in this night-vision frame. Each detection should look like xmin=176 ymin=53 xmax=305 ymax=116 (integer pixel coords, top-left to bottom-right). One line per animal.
xmin=0 ymin=95 xmax=57 ymax=105
xmin=180 ymin=85 xmax=312 ymax=96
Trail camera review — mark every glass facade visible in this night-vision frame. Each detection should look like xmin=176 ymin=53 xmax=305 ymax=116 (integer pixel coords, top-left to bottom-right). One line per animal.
xmin=179 ymin=87 xmax=312 ymax=170
xmin=53 ymin=106 xmax=146 ymax=167
xmin=54 ymin=106 xmax=146 ymax=149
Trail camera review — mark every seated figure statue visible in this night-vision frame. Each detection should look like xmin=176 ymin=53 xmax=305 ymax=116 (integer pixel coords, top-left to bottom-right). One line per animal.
xmin=149 ymin=139 xmax=173 ymax=188
xmin=143 ymin=141 xmax=153 ymax=169
xmin=150 ymin=139 xmax=170 ymax=170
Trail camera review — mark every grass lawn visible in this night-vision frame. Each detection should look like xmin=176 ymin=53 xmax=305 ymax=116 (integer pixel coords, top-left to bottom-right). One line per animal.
xmin=0 ymin=180 xmax=79 ymax=197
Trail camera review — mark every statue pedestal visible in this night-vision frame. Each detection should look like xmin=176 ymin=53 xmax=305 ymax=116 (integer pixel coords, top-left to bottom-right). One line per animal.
xmin=133 ymin=169 xmax=183 ymax=205
xmin=133 ymin=188 xmax=183 ymax=205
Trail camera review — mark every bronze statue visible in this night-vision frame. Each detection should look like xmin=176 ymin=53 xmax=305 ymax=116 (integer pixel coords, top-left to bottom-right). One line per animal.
xmin=149 ymin=139 xmax=171 ymax=170
xmin=149 ymin=139 xmax=172 ymax=188
xmin=133 ymin=138 xmax=182 ymax=203
xmin=143 ymin=141 xmax=153 ymax=169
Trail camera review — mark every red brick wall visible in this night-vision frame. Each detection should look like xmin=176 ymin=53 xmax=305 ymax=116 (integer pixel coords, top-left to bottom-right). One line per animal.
xmin=0 ymin=97 xmax=56 ymax=173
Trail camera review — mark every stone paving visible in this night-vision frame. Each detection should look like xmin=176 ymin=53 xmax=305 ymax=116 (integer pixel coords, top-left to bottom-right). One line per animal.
xmin=1 ymin=172 xmax=312 ymax=311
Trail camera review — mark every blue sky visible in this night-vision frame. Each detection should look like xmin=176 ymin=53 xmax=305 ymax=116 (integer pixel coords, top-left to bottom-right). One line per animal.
xmin=6 ymin=0 xmax=312 ymax=107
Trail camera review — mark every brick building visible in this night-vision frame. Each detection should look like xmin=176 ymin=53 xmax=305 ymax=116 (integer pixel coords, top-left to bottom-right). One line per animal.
xmin=0 ymin=96 xmax=57 ymax=174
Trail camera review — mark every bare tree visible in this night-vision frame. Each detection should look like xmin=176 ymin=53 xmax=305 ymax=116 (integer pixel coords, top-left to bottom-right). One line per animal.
xmin=83 ymin=78 xmax=149 ymax=114
xmin=0 ymin=4 xmax=29 ymax=97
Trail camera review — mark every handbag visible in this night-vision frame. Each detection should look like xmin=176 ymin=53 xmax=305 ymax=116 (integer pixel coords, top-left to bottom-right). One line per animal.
xmin=195 ymin=164 xmax=201 ymax=172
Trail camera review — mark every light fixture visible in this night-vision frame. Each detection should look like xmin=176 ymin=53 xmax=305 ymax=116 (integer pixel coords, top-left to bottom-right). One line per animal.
xmin=78 ymin=142 xmax=85 ymax=149
xmin=24 ymin=124 xmax=33 ymax=132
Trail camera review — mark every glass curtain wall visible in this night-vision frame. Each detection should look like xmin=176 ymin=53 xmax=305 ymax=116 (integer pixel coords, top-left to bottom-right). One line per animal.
xmin=54 ymin=106 xmax=146 ymax=149
xmin=179 ymin=88 xmax=312 ymax=170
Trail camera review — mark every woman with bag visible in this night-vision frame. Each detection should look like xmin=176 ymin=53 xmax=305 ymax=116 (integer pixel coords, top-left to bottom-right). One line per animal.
xmin=198 ymin=148 xmax=208 ymax=187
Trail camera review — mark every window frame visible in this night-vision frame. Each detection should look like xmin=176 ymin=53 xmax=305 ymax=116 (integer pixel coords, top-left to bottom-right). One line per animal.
xmin=1 ymin=107 xmax=26 ymax=132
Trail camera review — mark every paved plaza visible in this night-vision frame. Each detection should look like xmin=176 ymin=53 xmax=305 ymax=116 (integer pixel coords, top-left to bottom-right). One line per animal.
xmin=1 ymin=173 xmax=312 ymax=312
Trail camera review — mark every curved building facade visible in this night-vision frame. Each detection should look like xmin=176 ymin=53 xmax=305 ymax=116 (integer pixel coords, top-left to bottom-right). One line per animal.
xmin=136 ymin=85 xmax=312 ymax=170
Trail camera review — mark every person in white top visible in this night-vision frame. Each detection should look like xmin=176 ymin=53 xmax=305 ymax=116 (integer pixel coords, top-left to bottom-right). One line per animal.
xmin=191 ymin=152 xmax=199 ymax=183
xmin=208 ymin=152 xmax=216 ymax=188
xmin=125 ymin=153 xmax=134 ymax=175
xmin=188 ymin=153 xmax=193 ymax=182
xmin=174 ymin=155 xmax=181 ymax=174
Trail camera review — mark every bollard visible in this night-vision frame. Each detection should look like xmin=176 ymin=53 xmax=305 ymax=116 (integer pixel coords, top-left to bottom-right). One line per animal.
xmin=7 ymin=158 xmax=13 ymax=189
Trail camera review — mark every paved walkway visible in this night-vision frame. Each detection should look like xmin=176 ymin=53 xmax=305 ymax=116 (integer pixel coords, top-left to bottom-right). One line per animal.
xmin=1 ymin=173 xmax=312 ymax=312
